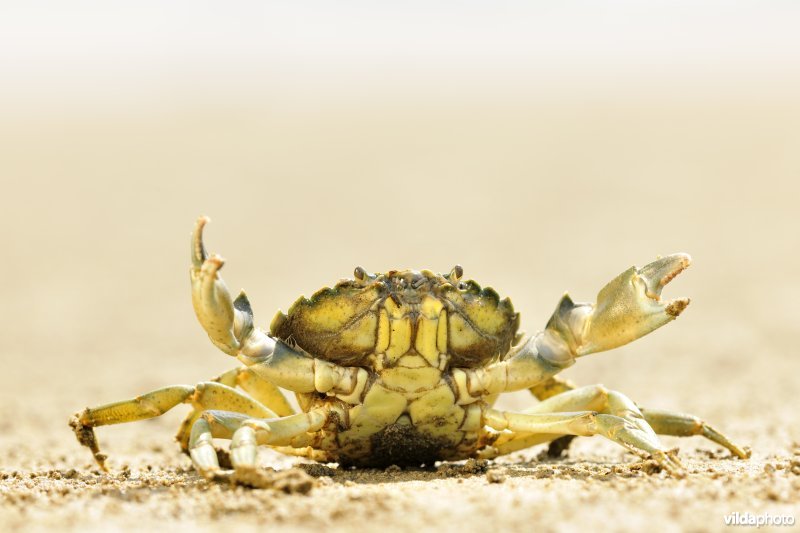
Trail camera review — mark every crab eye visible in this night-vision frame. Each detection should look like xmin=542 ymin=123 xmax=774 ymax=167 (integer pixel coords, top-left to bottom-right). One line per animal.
xmin=448 ymin=265 xmax=464 ymax=283
xmin=354 ymin=266 xmax=367 ymax=281
xmin=457 ymin=282 xmax=467 ymax=290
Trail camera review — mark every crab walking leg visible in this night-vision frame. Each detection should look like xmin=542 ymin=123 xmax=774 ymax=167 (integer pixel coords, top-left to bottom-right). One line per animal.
xmin=175 ymin=367 xmax=295 ymax=452
xmin=229 ymin=411 xmax=327 ymax=470
xmin=527 ymin=377 xmax=578 ymax=456
xmin=483 ymin=384 xmax=619 ymax=457
xmin=188 ymin=409 xmax=327 ymax=477
xmin=71 ymin=382 xmax=277 ymax=469
xmin=213 ymin=367 xmax=294 ymax=416
xmin=640 ymin=408 xmax=750 ymax=459
xmin=478 ymin=432 xmax=557 ymax=458
xmin=483 ymin=385 xmax=684 ymax=475
xmin=526 ymin=383 xmax=748 ymax=460
xmin=188 ymin=411 xmax=247 ymax=475
xmin=529 ymin=376 xmax=577 ymax=401
xmin=190 ymin=217 xmax=368 ymax=399
xmin=484 ymin=402 xmax=750 ymax=463
xmin=527 ymin=376 xmax=579 ymax=457
xmin=525 ymin=385 xmax=659 ymax=442
xmin=484 ymin=410 xmax=682 ymax=475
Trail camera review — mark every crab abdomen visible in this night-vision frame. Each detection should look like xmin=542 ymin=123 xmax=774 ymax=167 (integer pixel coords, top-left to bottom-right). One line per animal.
xmin=307 ymin=368 xmax=486 ymax=466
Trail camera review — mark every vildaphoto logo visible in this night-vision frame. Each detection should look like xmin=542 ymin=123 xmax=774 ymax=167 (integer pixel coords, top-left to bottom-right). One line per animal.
xmin=724 ymin=512 xmax=795 ymax=528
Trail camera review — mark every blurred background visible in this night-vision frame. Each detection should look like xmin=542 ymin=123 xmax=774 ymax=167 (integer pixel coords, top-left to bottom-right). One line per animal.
xmin=1 ymin=1 xmax=798 ymax=465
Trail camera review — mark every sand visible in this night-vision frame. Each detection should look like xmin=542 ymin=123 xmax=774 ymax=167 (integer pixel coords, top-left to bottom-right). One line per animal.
xmin=2 ymin=89 xmax=800 ymax=532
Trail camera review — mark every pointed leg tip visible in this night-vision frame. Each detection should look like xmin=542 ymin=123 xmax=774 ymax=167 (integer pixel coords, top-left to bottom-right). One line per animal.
xmin=95 ymin=453 xmax=108 ymax=471
xmin=660 ymin=449 xmax=686 ymax=478
xmin=736 ymin=446 xmax=752 ymax=459
xmin=70 ymin=413 xmax=109 ymax=470
xmin=201 ymin=468 xmax=230 ymax=482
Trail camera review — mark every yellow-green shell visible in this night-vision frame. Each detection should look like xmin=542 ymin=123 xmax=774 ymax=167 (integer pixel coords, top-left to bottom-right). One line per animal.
xmin=269 ymin=269 xmax=519 ymax=368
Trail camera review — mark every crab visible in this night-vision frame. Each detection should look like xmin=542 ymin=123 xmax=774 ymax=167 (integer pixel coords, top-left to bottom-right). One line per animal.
xmin=70 ymin=216 xmax=749 ymax=481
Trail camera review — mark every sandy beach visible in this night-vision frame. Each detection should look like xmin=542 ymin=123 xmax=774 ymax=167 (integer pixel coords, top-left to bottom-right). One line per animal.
xmin=2 ymin=5 xmax=800 ymax=531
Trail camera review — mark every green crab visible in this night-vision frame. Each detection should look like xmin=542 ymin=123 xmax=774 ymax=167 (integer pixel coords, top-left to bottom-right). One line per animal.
xmin=71 ymin=217 xmax=749 ymax=480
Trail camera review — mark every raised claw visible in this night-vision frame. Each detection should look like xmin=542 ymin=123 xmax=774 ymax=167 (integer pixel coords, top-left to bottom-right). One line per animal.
xmin=579 ymin=253 xmax=691 ymax=356
xmin=190 ymin=216 xmax=241 ymax=356
xmin=538 ymin=254 xmax=691 ymax=361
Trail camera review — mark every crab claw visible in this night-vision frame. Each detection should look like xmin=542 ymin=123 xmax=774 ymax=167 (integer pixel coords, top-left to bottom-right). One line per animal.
xmin=190 ymin=216 xmax=250 ymax=356
xmin=576 ymin=253 xmax=691 ymax=356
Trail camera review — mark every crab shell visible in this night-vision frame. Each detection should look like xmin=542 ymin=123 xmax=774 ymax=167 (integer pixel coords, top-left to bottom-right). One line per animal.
xmin=269 ymin=268 xmax=520 ymax=368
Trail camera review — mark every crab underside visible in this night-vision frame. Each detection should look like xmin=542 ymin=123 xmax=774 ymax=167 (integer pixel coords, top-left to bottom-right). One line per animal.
xmin=70 ymin=217 xmax=749 ymax=483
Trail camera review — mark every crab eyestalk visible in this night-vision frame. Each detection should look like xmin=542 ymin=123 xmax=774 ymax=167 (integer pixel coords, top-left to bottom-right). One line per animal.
xmin=537 ymin=254 xmax=691 ymax=362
